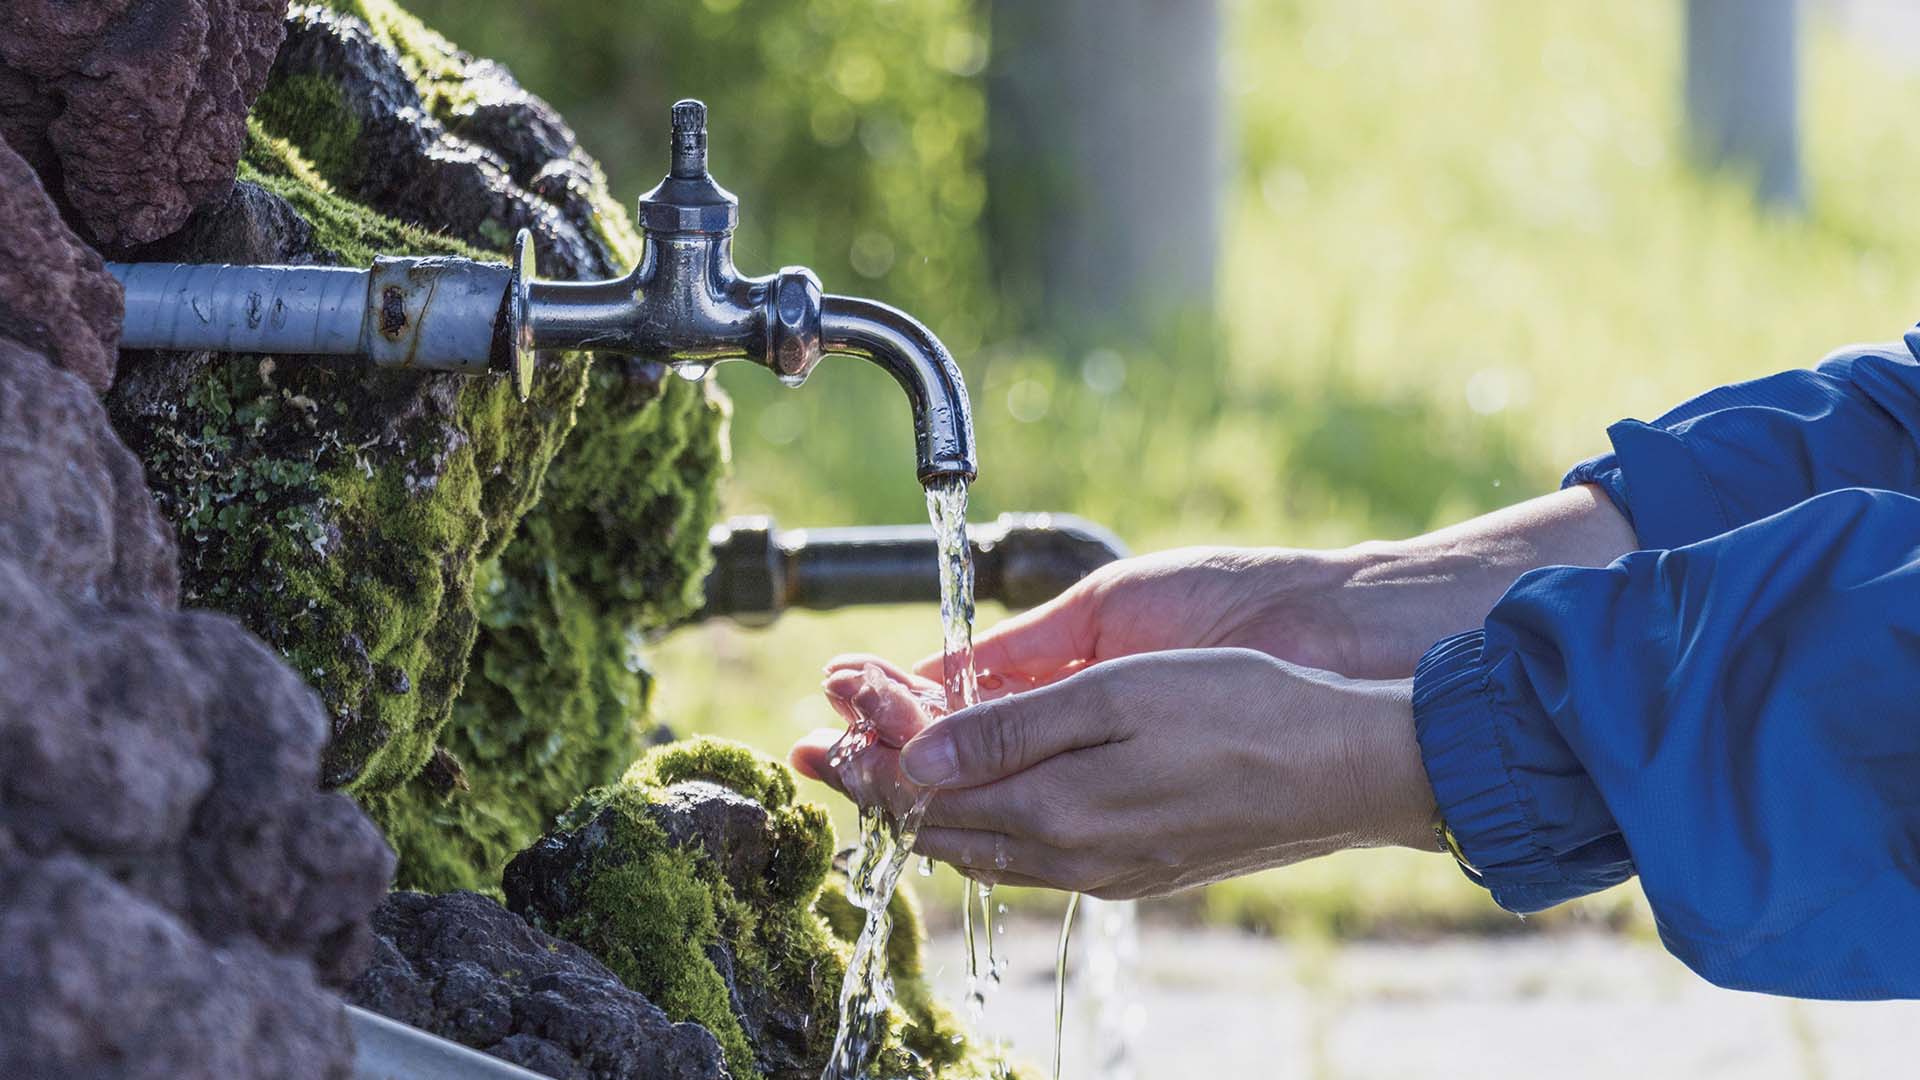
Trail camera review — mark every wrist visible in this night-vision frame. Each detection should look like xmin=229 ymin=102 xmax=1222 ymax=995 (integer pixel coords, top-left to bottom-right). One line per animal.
xmin=1329 ymin=486 xmax=1639 ymax=678
xmin=1354 ymin=677 xmax=1439 ymax=850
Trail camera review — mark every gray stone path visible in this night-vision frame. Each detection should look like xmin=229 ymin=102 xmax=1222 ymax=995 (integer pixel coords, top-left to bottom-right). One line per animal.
xmin=928 ymin=922 xmax=1920 ymax=1079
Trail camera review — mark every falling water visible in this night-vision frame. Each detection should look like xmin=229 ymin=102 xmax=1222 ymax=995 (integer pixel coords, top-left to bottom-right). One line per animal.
xmin=1053 ymin=893 xmax=1082 ymax=1079
xmin=821 ymin=477 xmax=977 ymax=1080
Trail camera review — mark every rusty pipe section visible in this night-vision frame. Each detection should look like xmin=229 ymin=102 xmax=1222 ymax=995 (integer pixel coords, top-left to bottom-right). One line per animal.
xmin=697 ymin=513 xmax=1128 ymax=625
xmin=107 ymin=230 xmax=538 ymax=400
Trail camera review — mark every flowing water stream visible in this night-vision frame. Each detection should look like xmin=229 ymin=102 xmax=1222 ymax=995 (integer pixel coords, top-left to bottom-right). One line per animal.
xmin=821 ymin=477 xmax=977 ymax=1080
xmin=822 ymin=478 xmax=1109 ymax=1080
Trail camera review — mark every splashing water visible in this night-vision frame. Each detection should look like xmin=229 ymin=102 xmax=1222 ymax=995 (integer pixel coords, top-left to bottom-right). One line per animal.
xmin=821 ymin=477 xmax=977 ymax=1080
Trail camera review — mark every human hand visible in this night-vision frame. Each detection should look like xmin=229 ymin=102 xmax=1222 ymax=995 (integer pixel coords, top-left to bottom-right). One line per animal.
xmin=914 ymin=485 xmax=1636 ymax=685
xmin=794 ymin=648 xmax=1435 ymax=899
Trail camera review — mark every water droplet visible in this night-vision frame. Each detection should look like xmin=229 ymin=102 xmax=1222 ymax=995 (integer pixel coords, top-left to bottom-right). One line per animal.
xmin=917 ymin=855 xmax=933 ymax=876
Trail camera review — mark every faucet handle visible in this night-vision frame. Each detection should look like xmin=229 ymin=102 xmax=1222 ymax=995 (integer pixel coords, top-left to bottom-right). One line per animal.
xmin=638 ymin=98 xmax=738 ymax=235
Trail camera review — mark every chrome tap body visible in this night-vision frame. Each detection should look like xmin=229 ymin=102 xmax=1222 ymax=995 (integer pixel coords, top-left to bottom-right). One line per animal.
xmin=527 ymin=99 xmax=974 ymax=482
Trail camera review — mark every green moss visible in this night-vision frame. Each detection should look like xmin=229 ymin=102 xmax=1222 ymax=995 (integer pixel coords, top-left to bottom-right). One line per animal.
xmin=642 ymin=731 xmax=796 ymax=811
xmin=518 ymin=738 xmax=1004 ymax=1080
xmin=574 ymin=821 xmax=760 ymax=1074
xmin=250 ymin=75 xmax=365 ymax=188
xmin=815 ymin=875 xmax=976 ymax=1074
xmin=376 ymin=363 xmax=727 ymax=892
xmin=526 ymin=742 xmax=821 ymax=1080
xmin=252 ymin=0 xmax=726 ymax=892
xmin=242 ymin=122 xmax=481 ymax=266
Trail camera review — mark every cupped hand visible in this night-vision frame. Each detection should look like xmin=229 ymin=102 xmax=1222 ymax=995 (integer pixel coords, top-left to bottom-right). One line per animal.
xmin=795 ymin=648 xmax=1436 ymax=899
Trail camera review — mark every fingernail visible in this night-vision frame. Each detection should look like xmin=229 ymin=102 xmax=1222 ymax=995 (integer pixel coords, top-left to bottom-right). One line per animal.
xmin=978 ymin=672 xmax=1004 ymax=691
xmin=901 ymin=733 xmax=958 ymax=786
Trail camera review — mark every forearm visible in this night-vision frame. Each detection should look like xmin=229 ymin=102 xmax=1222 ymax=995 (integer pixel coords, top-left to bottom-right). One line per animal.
xmin=1322 ymin=484 xmax=1638 ymax=678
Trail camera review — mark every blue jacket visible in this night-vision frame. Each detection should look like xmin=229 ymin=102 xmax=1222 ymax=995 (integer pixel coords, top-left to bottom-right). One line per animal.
xmin=1413 ymin=330 xmax=1920 ymax=1000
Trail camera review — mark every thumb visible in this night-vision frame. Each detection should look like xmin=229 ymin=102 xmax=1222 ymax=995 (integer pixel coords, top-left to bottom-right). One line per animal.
xmin=899 ymin=675 xmax=1112 ymax=788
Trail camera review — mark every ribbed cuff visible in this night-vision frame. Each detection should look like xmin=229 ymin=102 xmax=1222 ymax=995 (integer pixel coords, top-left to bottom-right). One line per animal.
xmin=1413 ymin=630 xmax=1610 ymax=913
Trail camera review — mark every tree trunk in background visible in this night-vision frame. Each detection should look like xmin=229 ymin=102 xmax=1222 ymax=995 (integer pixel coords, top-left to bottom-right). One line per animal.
xmin=1685 ymin=0 xmax=1802 ymax=208
xmin=985 ymin=0 xmax=1222 ymax=350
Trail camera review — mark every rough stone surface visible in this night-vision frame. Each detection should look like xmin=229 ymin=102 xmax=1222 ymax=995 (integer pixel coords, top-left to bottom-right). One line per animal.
xmin=0 ymin=0 xmax=291 ymax=245
xmin=0 ymin=338 xmax=178 ymax=608
xmin=496 ymin=740 xmax=1005 ymax=1080
xmin=349 ymin=890 xmax=729 ymax=1080
xmin=0 ymin=542 xmax=394 ymax=982
xmin=0 ymin=853 xmax=354 ymax=1080
xmin=0 ymin=526 xmax=393 ymax=1076
xmin=123 ymin=175 xmax=322 ymax=267
xmin=506 ymin=775 xmax=833 ymax=1080
xmin=267 ymin=4 xmax=624 ymax=279
xmin=0 ymin=134 xmax=123 ymax=392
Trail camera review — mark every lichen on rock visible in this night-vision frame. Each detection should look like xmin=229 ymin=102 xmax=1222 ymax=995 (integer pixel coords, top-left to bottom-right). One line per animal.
xmin=504 ymin=737 xmax=1001 ymax=1080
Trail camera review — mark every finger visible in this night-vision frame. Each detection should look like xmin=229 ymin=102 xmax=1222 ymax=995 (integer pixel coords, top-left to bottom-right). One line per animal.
xmin=823 ymin=653 xmax=926 ymax=688
xmin=830 ymin=745 xmax=927 ymax=819
xmin=821 ymin=663 xmax=936 ymax=746
xmin=911 ymin=586 xmax=1097 ymax=683
xmin=861 ymin=663 xmax=936 ymax=744
xmin=899 ymin=672 xmax=1116 ymax=788
xmin=788 ymin=728 xmax=847 ymax=790
xmin=919 ymin=776 xmax=1047 ymax=836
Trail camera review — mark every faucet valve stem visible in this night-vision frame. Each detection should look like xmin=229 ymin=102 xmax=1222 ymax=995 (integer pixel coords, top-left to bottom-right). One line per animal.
xmin=670 ymin=99 xmax=708 ymax=180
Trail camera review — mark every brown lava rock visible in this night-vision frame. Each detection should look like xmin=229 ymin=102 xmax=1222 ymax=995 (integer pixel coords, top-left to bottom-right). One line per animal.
xmin=0 ymin=336 xmax=177 ymax=608
xmin=0 ymin=0 xmax=290 ymax=246
xmin=0 ymin=134 xmax=123 ymax=392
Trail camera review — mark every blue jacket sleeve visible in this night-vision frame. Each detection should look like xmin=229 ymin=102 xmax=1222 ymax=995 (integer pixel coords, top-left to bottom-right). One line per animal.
xmin=1565 ymin=331 xmax=1920 ymax=549
xmin=1413 ymin=487 xmax=1920 ymax=999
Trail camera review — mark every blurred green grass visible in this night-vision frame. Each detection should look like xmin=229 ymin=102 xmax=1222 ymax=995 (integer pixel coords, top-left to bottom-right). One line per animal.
xmin=414 ymin=0 xmax=1920 ymax=936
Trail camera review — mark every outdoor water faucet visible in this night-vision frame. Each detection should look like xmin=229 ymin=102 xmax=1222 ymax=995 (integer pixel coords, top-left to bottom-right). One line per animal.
xmin=524 ymin=100 xmax=975 ymax=482
xmin=110 ymin=99 xmax=976 ymax=484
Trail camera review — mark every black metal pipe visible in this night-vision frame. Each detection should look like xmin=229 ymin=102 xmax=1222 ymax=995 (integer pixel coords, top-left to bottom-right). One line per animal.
xmin=696 ymin=513 xmax=1128 ymax=625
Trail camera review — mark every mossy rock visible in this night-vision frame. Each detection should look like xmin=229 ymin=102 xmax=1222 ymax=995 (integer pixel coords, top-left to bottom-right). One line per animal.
xmin=504 ymin=738 xmax=1006 ymax=1080
xmin=376 ymin=358 xmax=728 ymax=893
xmin=109 ymin=118 xmax=590 ymax=795
xmin=116 ymin=0 xmax=727 ymax=846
